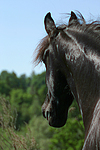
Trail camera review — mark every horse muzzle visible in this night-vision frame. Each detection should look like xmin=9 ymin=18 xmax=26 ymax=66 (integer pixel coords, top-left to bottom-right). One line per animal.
xmin=42 ymin=95 xmax=68 ymax=128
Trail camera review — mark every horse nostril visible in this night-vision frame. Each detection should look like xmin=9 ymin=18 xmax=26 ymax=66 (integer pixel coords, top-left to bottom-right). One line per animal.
xmin=42 ymin=108 xmax=46 ymax=118
xmin=45 ymin=111 xmax=48 ymax=120
xmin=45 ymin=111 xmax=50 ymax=120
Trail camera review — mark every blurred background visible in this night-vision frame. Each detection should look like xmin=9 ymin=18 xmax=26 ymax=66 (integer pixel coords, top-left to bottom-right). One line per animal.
xmin=0 ymin=0 xmax=100 ymax=76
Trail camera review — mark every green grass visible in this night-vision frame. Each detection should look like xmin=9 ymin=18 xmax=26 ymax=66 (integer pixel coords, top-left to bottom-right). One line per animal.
xmin=0 ymin=97 xmax=38 ymax=150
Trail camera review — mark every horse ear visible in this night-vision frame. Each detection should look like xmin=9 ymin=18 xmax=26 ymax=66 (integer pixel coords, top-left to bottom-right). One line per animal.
xmin=44 ymin=12 xmax=56 ymax=35
xmin=69 ymin=11 xmax=78 ymax=25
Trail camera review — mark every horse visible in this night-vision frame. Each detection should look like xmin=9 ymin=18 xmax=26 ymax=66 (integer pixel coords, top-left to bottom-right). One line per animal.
xmin=35 ymin=11 xmax=100 ymax=150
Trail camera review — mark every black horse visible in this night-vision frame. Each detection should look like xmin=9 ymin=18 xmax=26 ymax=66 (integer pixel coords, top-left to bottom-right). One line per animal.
xmin=35 ymin=11 xmax=100 ymax=150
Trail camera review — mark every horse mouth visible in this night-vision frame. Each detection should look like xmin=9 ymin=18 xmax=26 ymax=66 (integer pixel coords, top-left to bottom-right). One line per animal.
xmin=42 ymin=98 xmax=68 ymax=128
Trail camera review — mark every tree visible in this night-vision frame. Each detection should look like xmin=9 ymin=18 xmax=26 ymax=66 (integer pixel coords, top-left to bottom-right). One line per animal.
xmin=19 ymin=74 xmax=27 ymax=91
xmin=29 ymin=115 xmax=52 ymax=150
xmin=0 ymin=71 xmax=19 ymax=95
xmin=0 ymin=70 xmax=8 ymax=80
xmin=10 ymin=89 xmax=33 ymax=128
xmin=0 ymin=80 xmax=11 ymax=96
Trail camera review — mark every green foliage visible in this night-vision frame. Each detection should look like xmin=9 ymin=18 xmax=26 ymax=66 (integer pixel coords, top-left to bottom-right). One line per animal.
xmin=30 ymin=72 xmax=47 ymax=105
xmin=10 ymin=89 xmax=33 ymax=128
xmin=29 ymin=115 xmax=52 ymax=150
xmin=19 ymin=74 xmax=28 ymax=91
xmin=0 ymin=70 xmax=85 ymax=150
xmin=49 ymin=117 xmax=84 ymax=150
xmin=0 ymin=80 xmax=11 ymax=95
xmin=0 ymin=97 xmax=38 ymax=150
xmin=0 ymin=71 xmax=19 ymax=90
xmin=49 ymin=101 xmax=85 ymax=150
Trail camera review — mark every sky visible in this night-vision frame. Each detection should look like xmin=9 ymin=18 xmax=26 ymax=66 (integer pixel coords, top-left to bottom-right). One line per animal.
xmin=0 ymin=0 xmax=100 ymax=77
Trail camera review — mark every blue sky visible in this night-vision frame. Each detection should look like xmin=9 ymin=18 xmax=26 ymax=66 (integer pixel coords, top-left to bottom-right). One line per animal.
xmin=0 ymin=0 xmax=100 ymax=76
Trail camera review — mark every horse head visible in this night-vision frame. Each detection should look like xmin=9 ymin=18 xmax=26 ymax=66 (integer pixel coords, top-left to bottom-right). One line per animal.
xmin=41 ymin=12 xmax=75 ymax=127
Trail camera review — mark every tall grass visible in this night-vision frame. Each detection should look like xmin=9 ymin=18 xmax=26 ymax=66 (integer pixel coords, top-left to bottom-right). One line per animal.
xmin=0 ymin=97 xmax=38 ymax=150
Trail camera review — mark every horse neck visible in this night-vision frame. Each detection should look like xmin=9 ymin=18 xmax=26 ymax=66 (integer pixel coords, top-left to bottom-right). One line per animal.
xmin=63 ymin=44 xmax=100 ymax=134
xmin=82 ymin=99 xmax=100 ymax=150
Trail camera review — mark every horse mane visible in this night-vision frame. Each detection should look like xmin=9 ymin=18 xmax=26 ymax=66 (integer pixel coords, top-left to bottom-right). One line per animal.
xmin=34 ymin=12 xmax=100 ymax=65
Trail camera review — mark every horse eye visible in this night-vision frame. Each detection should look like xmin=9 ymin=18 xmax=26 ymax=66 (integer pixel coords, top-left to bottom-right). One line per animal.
xmin=43 ymin=49 xmax=49 ymax=65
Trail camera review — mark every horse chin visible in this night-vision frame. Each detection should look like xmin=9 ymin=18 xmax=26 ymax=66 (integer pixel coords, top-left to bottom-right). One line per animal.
xmin=48 ymin=113 xmax=68 ymax=128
